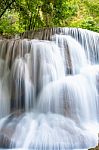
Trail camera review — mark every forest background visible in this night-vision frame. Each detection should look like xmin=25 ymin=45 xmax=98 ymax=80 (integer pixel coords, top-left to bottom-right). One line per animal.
xmin=0 ymin=0 xmax=99 ymax=36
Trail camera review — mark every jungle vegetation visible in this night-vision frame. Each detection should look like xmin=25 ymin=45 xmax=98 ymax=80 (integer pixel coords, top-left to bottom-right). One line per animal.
xmin=0 ymin=0 xmax=99 ymax=35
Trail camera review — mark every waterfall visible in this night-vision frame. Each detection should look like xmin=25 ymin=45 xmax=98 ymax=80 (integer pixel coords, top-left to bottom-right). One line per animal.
xmin=0 ymin=28 xmax=99 ymax=150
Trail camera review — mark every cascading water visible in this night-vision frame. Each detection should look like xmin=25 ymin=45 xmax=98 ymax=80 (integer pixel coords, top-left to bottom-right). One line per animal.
xmin=0 ymin=28 xmax=99 ymax=150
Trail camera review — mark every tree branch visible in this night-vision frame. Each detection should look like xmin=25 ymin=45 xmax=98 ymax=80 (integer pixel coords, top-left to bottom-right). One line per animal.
xmin=0 ymin=0 xmax=15 ymax=18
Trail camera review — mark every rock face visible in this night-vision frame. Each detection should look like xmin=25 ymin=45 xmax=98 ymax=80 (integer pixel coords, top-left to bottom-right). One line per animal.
xmin=89 ymin=145 xmax=99 ymax=150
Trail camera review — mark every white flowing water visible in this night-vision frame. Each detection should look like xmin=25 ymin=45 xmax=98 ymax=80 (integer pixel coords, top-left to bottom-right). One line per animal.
xmin=52 ymin=34 xmax=87 ymax=74
xmin=0 ymin=59 xmax=10 ymax=118
xmin=0 ymin=28 xmax=99 ymax=150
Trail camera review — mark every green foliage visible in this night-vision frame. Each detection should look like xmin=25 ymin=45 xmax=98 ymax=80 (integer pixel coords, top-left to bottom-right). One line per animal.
xmin=14 ymin=0 xmax=44 ymax=30
xmin=69 ymin=0 xmax=99 ymax=32
xmin=52 ymin=0 xmax=78 ymax=26
xmin=0 ymin=10 xmax=24 ymax=35
xmin=0 ymin=0 xmax=99 ymax=35
xmin=80 ymin=17 xmax=99 ymax=32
